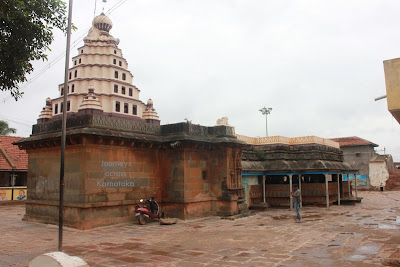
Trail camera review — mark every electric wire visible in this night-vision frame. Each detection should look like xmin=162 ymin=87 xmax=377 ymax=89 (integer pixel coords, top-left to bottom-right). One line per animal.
xmin=1 ymin=0 xmax=128 ymax=103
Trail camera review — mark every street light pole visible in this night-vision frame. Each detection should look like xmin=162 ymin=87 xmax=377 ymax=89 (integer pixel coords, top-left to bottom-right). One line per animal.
xmin=259 ymin=107 xmax=272 ymax=137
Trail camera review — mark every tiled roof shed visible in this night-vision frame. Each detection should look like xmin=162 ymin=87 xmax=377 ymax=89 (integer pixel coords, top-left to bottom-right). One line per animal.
xmin=330 ymin=136 xmax=378 ymax=148
xmin=0 ymin=135 xmax=28 ymax=170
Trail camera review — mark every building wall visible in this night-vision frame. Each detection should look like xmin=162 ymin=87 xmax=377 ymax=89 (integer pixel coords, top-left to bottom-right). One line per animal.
xmin=161 ymin=146 xmax=240 ymax=219
xmin=383 ymin=57 xmax=400 ymax=123
xmin=369 ymin=161 xmax=389 ymax=188
xmin=242 ymin=175 xmax=260 ymax=207
xmin=24 ymin=142 xmax=162 ymax=229
xmin=341 ymin=145 xmax=375 ymax=186
xmin=22 ymin=134 xmax=242 ymax=229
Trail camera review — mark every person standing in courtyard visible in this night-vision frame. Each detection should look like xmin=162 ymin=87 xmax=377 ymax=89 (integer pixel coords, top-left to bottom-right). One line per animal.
xmin=291 ymin=185 xmax=301 ymax=222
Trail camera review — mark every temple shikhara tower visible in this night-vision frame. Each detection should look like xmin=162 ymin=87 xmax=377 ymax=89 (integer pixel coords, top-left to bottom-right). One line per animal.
xmin=38 ymin=13 xmax=159 ymax=124
xmin=17 ymin=14 xmax=246 ymax=229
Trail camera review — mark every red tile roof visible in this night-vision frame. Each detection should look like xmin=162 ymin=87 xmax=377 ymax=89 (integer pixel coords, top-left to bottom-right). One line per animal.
xmin=330 ymin=136 xmax=378 ymax=148
xmin=0 ymin=135 xmax=28 ymax=170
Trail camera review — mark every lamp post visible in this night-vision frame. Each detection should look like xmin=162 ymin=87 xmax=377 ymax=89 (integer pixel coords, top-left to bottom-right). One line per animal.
xmin=259 ymin=107 xmax=272 ymax=137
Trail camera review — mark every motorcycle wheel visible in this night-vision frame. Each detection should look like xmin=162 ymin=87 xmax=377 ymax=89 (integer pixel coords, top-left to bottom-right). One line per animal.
xmin=138 ymin=214 xmax=147 ymax=225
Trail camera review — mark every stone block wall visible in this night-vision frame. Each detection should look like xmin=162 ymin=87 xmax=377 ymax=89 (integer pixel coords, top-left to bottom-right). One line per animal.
xmin=18 ymin=115 xmax=245 ymax=228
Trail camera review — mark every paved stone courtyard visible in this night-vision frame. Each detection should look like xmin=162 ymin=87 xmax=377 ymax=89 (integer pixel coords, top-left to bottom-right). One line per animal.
xmin=1 ymin=191 xmax=399 ymax=266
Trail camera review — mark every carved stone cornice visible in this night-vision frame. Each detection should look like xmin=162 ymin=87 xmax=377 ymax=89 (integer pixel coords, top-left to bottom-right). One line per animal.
xmin=16 ymin=114 xmax=247 ymax=150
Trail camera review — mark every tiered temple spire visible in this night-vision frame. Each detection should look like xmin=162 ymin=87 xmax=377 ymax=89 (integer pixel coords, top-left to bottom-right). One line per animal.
xmin=38 ymin=13 xmax=160 ymax=125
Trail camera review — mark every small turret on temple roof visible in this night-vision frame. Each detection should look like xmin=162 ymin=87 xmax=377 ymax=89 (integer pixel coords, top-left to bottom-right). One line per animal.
xmin=142 ymin=99 xmax=160 ymax=124
xmin=38 ymin=13 xmax=160 ymax=125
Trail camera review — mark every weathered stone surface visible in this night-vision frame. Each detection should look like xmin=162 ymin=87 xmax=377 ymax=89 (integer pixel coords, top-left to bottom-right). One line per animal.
xmin=2 ymin=191 xmax=399 ymax=266
xmin=17 ymin=115 xmax=246 ymax=229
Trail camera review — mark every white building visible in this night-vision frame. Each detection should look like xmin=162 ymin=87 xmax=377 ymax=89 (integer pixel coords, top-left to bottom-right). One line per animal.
xmin=38 ymin=13 xmax=159 ymax=124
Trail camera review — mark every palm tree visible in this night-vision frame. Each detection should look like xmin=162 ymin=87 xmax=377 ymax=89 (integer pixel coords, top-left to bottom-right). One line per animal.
xmin=0 ymin=120 xmax=16 ymax=135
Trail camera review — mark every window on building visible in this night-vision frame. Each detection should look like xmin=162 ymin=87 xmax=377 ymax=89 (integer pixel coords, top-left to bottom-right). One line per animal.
xmin=132 ymin=105 xmax=137 ymax=115
xmin=129 ymin=88 xmax=133 ymax=96
xmin=60 ymin=102 xmax=63 ymax=113
xmin=122 ymin=73 xmax=126 ymax=80
xmin=69 ymin=72 xmax=71 ymax=80
xmin=71 ymin=84 xmax=75 ymax=93
xmin=115 ymin=71 xmax=118 ymax=79
xmin=121 ymin=86 xmax=125 ymax=94
xmin=114 ymin=50 xmax=117 ymax=54
xmin=113 ymin=59 xmax=116 ymax=64
xmin=124 ymin=103 xmax=128 ymax=114
xmin=356 ymin=152 xmax=361 ymax=157
xmin=119 ymin=61 xmax=122 ymax=66
xmin=54 ymin=104 xmax=58 ymax=114
xmin=74 ymin=60 xmax=77 ymax=65
xmin=74 ymin=70 xmax=77 ymax=78
xmin=79 ymin=58 xmax=81 ymax=64
xmin=61 ymin=88 xmax=64 ymax=96
xmin=67 ymin=101 xmax=70 ymax=111
xmin=67 ymin=86 xmax=69 ymax=94
xmin=115 ymin=101 xmax=120 ymax=112
xmin=81 ymin=49 xmax=83 ymax=54
xmin=114 ymin=84 xmax=118 ymax=93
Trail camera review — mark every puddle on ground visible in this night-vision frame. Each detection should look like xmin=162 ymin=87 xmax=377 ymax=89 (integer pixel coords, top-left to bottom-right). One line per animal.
xmin=357 ymin=245 xmax=380 ymax=255
xmin=378 ymin=224 xmax=399 ymax=230
xmin=346 ymin=245 xmax=380 ymax=261
xmin=347 ymin=254 xmax=367 ymax=261
xmin=363 ymin=223 xmax=378 ymax=228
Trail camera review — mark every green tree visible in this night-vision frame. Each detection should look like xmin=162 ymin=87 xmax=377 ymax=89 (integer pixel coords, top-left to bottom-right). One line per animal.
xmin=0 ymin=120 xmax=16 ymax=135
xmin=0 ymin=0 xmax=69 ymax=100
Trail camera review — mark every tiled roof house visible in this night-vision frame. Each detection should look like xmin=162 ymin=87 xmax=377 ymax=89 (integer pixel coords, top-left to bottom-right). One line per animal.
xmin=330 ymin=136 xmax=378 ymax=187
xmin=0 ymin=135 xmax=28 ymax=170
xmin=0 ymin=135 xmax=28 ymax=201
xmin=330 ymin=136 xmax=378 ymax=148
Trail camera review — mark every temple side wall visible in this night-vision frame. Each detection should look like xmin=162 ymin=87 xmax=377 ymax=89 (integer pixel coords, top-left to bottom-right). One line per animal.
xmin=24 ymin=142 xmax=163 ymax=229
xmin=22 ymin=134 xmax=243 ymax=229
xmin=161 ymin=146 xmax=240 ymax=219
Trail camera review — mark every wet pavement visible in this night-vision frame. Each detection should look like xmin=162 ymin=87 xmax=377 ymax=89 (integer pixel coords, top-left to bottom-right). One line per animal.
xmin=0 ymin=191 xmax=399 ymax=266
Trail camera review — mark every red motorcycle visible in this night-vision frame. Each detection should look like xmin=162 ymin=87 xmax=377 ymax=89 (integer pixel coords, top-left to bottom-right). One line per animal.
xmin=135 ymin=196 xmax=160 ymax=225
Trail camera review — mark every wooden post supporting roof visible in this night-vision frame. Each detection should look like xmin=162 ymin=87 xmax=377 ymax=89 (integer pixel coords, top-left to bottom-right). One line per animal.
xmin=347 ymin=173 xmax=351 ymax=197
xmin=262 ymin=175 xmax=266 ymax=204
xmin=289 ymin=175 xmax=293 ymax=211
xmin=299 ymin=175 xmax=302 ymax=208
xmin=337 ymin=174 xmax=340 ymax=205
xmin=354 ymin=173 xmax=358 ymax=198
xmin=325 ymin=174 xmax=329 ymax=210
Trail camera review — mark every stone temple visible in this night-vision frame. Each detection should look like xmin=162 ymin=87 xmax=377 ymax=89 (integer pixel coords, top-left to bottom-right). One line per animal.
xmin=17 ymin=14 xmax=359 ymax=229
xmin=17 ymin=14 xmax=245 ymax=229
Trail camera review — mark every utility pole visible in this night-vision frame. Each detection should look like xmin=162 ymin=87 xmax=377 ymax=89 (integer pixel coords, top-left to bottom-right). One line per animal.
xmin=59 ymin=0 xmax=73 ymax=252
xmin=259 ymin=107 xmax=272 ymax=137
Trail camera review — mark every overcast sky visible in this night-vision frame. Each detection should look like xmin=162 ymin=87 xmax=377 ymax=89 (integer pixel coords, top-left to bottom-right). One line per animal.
xmin=1 ymin=0 xmax=400 ymax=160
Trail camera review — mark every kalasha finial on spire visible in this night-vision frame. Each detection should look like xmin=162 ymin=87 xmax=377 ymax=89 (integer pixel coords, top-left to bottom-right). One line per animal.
xmin=92 ymin=13 xmax=113 ymax=32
